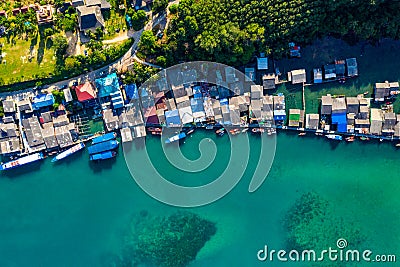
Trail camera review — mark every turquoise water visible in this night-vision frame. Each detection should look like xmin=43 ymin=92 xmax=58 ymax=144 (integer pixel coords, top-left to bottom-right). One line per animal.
xmin=0 ymin=131 xmax=399 ymax=266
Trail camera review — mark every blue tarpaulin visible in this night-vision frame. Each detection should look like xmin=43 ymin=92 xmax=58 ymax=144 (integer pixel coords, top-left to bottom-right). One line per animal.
xmin=32 ymin=93 xmax=55 ymax=109
xmin=125 ymin=84 xmax=138 ymax=100
xmin=331 ymin=113 xmax=347 ymax=132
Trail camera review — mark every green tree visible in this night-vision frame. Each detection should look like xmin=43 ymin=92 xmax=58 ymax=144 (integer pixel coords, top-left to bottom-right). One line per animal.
xmin=139 ymin=30 xmax=157 ymax=53
xmin=131 ymin=10 xmax=147 ymax=31
xmin=156 ymin=55 xmax=166 ymax=67
xmin=53 ymin=35 xmax=68 ymax=59
xmin=169 ymin=4 xmax=179 ymax=14
xmin=152 ymin=0 xmax=168 ymax=14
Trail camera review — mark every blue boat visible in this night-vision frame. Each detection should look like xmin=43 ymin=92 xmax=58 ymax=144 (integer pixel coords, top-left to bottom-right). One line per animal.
xmin=88 ymin=140 xmax=119 ymax=155
xmin=51 ymin=142 xmax=85 ymax=162
xmin=1 ymin=153 xmax=44 ymax=171
xmin=91 ymin=132 xmax=117 ymax=145
xmin=165 ymin=132 xmax=186 ymax=144
xmin=90 ymin=151 xmax=117 ymax=161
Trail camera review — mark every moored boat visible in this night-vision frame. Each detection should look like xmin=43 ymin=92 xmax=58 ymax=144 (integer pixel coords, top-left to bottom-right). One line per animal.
xmin=147 ymin=127 xmax=162 ymax=133
xmin=90 ymin=151 xmax=117 ymax=161
xmin=51 ymin=142 xmax=85 ymax=162
xmin=1 ymin=153 xmax=44 ymax=171
xmin=165 ymin=132 xmax=186 ymax=144
xmin=345 ymin=136 xmax=355 ymax=142
xmin=251 ymin=128 xmax=265 ymax=134
xmin=326 ymin=134 xmax=342 ymax=141
xmin=88 ymin=140 xmax=119 ymax=155
xmin=185 ymin=126 xmax=196 ymax=135
xmin=360 ymin=136 xmax=370 ymax=141
xmin=229 ymin=128 xmax=240 ymax=135
xmin=215 ymin=128 xmax=225 ymax=136
xmin=91 ymin=132 xmax=117 ymax=145
xmin=298 ymin=132 xmax=306 ymax=136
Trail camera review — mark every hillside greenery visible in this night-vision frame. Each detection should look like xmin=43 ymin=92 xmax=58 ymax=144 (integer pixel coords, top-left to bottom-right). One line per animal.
xmin=159 ymin=0 xmax=400 ymax=66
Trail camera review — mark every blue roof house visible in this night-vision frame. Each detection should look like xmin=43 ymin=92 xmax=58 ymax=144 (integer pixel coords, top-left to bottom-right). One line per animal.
xmin=32 ymin=93 xmax=55 ymax=110
xmin=95 ymin=73 xmax=120 ymax=98
xmin=165 ymin=109 xmax=181 ymax=126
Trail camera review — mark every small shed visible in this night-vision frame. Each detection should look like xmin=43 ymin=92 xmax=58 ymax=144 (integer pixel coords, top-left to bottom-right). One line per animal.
xmin=346 ymin=58 xmax=358 ymax=77
xmin=257 ymin=55 xmax=268 ymax=70
xmin=313 ymin=68 xmax=323 ymax=84
xmin=289 ymin=69 xmax=306 ymax=84
xmin=323 ymin=64 xmax=336 ymax=80
xmin=262 ymin=73 xmax=276 ymax=90
xmin=321 ymin=95 xmax=333 ymax=115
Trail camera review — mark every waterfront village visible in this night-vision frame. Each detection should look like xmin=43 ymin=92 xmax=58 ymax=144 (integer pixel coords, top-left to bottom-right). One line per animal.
xmin=1 ymin=55 xmax=400 ymax=169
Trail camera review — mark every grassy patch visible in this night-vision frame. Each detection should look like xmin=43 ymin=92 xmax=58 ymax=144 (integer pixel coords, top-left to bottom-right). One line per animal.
xmin=0 ymin=33 xmax=56 ymax=85
xmin=104 ymin=10 xmax=127 ymax=40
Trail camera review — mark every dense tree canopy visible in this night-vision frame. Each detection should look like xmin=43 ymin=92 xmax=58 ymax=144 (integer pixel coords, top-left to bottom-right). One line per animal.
xmin=165 ymin=0 xmax=400 ymax=66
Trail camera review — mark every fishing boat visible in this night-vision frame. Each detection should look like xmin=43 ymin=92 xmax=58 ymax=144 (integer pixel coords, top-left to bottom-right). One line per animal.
xmin=360 ymin=136 xmax=370 ymax=141
xmin=252 ymin=128 xmax=265 ymax=134
xmin=51 ymin=142 xmax=85 ymax=162
xmin=363 ymin=91 xmax=369 ymax=95
xmin=326 ymin=134 xmax=342 ymax=141
xmin=151 ymin=131 xmax=162 ymax=136
xmin=90 ymin=151 xmax=117 ymax=161
xmin=205 ymin=125 xmax=214 ymax=130
xmin=88 ymin=140 xmax=119 ymax=155
xmin=241 ymin=128 xmax=248 ymax=133
xmin=91 ymin=132 xmax=117 ymax=145
xmin=165 ymin=132 xmax=186 ymax=144
xmin=229 ymin=129 xmax=241 ymax=135
xmin=215 ymin=128 xmax=225 ymax=136
xmin=395 ymin=143 xmax=400 ymax=147
xmin=345 ymin=136 xmax=355 ymax=142
xmin=185 ymin=126 xmax=196 ymax=135
xmin=147 ymin=127 xmax=162 ymax=133
xmin=298 ymin=132 xmax=306 ymax=136
xmin=1 ymin=153 xmax=44 ymax=171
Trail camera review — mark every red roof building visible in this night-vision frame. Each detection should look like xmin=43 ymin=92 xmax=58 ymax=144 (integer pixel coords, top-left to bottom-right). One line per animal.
xmin=75 ymin=82 xmax=97 ymax=102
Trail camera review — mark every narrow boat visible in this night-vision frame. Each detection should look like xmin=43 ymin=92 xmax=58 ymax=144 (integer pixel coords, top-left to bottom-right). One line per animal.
xmin=229 ymin=129 xmax=240 ymax=135
xmin=360 ymin=136 xmax=370 ymax=141
xmin=51 ymin=142 xmax=85 ymax=162
xmin=241 ymin=128 xmax=248 ymax=133
xmin=91 ymin=132 xmax=117 ymax=145
xmin=326 ymin=134 xmax=342 ymax=141
xmin=252 ymin=128 xmax=265 ymax=134
xmin=345 ymin=136 xmax=355 ymax=142
xmin=88 ymin=140 xmax=119 ymax=155
xmin=298 ymin=132 xmax=306 ymax=136
xmin=215 ymin=128 xmax=225 ymax=136
xmin=147 ymin=127 xmax=162 ymax=133
xmin=90 ymin=151 xmax=117 ymax=161
xmin=185 ymin=126 xmax=196 ymax=135
xmin=326 ymin=134 xmax=342 ymax=140
xmin=395 ymin=143 xmax=400 ymax=147
xmin=165 ymin=132 xmax=186 ymax=144
xmin=205 ymin=125 xmax=214 ymax=130
xmin=151 ymin=131 xmax=162 ymax=136
xmin=0 ymin=153 xmax=44 ymax=171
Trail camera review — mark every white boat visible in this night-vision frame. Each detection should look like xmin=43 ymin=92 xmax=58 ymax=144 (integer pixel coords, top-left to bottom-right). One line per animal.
xmin=1 ymin=153 xmax=44 ymax=171
xmin=51 ymin=142 xmax=85 ymax=162
xmin=326 ymin=134 xmax=342 ymax=141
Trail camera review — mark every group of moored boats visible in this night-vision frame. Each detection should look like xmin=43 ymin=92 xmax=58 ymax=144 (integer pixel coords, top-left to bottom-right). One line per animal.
xmin=0 ymin=132 xmax=119 ymax=171
xmin=87 ymin=132 xmax=118 ymax=161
